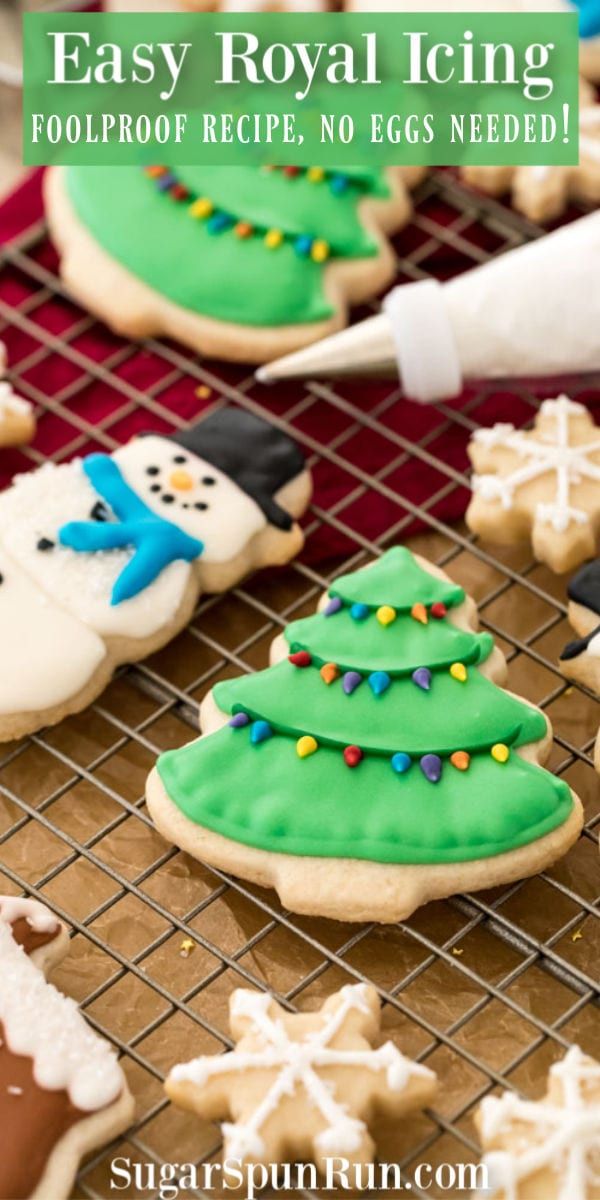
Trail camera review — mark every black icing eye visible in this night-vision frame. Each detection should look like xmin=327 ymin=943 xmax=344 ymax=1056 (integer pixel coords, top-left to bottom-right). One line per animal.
xmin=173 ymin=454 xmax=187 ymax=464
xmin=195 ymin=502 xmax=209 ymax=512
xmin=150 ymin=484 xmax=161 ymax=494
xmin=90 ymin=501 xmax=109 ymax=523
xmin=202 ymin=476 xmax=216 ymax=486
xmin=162 ymin=494 xmax=175 ymax=505
xmin=37 ymin=538 xmax=55 ymax=552
xmin=146 ymin=466 xmax=160 ymax=477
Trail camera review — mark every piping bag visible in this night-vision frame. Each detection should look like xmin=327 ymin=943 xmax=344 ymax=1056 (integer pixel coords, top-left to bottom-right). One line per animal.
xmin=256 ymin=211 xmax=600 ymax=402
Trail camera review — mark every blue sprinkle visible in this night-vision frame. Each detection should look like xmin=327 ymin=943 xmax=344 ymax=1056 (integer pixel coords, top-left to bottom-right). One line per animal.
xmin=331 ymin=173 xmax=350 ymax=195
xmin=228 ymin=712 xmax=250 ymax=729
xmin=324 ymin=596 xmax=343 ymax=617
xmin=207 ymin=212 xmax=234 ymax=234
xmin=294 ymin=235 xmax=314 ymax=257
xmin=420 ymin=754 xmax=442 ymax=784
xmin=250 ymin=720 xmax=273 ymax=745
xmin=368 ymin=671 xmax=391 ymax=697
xmin=391 ymin=752 xmax=412 ymax=775
xmin=350 ymin=603 xmax=369 ymax=622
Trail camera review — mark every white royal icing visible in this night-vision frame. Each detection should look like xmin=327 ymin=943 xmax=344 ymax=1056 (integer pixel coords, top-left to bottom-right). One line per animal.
xmin=169 ymin=983 xmax=434 ymax=1163
xmin=0 ymin=382 xmax=32 ymax=421
xmin=0 ymin=897 xmax=60 ymax=934
xmin=478 ymin=1046 xmax=600 ymax=1200
xmin=0 ymin=908 xmax=123 ymax=1111
xmin=472 ymin=396 xmax=600 ymax=534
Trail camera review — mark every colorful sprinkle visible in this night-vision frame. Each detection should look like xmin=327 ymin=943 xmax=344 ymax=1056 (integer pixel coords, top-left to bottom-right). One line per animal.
xmin=391 ymin=752 xmax=412 ymax=775
xmin=146 ymin=165 xmax=167 ymax=179
xmin=235 ymin=221 xmax=254 ymax=239
xmin=250 ymin=721 xmax=273 ymax=745
xmin=288 ymin=651 xmax=312 ymax=668
xmin=376 ymin=605 xmax=397 ymax=627
xmin=156 ymin=171 xmax=177 ymax=191
xmin=331 ymin=173 xmax=350 ymax=195
xmin=284 ymin=165 xmax=301 ymax=177
xmin=412 ymin=667 xmax=432 ymax=691
xmin=368 ymin=671 xmax=391 ymax=696
xmin=431 ymin=603 xmax=447 ymax=620
xmin=450 ymin=751 xmax=471 ymax=772
xmin=491 ymin=743 xmax=510 ymax=764
xmin=311 ymin=239 xmax=330 ymax=263
xmin=195 ymin=385 xmax=212 ymax=400
xmin=189 ymin=197 xmax=213 ymax=219
xmin=320 ymin=662 xmax=340 ymax=685
xmin=343 ymin=745 xmax=363 ymax=768
xmin=179 ymin=938 xmax=195 ymax=958
xmin=207 ymin=213 xmax=234 ymax=235
xmin=420 ymin=754 xmax=442 ymax=783
xmin=228 ymin=712 xmax=250 ymax=729
xmin=308 ymin=166 xmax=325 ymax=182
xmin=297 ymin=735 xmax=318 ymax=759
xmin=295 ymin=235 xmax=314 ymax=257
xmin=450 ymin=663 xmax=468 ymax=683
xmin=171 ymin=183 xmax=189 ymax=201
xmin=265 ymin=228 xmax=284 ymax=249
xmin=350 ymin=603 xmax=369 ymax=622
xmin=324 ymin=596 xmax=343 ymax=617
xmin=343 ymin=671 xmax=363 ymax=695
xmin=411 ymin=603 xmax=428 ymax=625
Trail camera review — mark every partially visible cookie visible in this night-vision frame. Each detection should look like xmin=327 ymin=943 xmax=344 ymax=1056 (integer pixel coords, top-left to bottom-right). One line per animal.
xmin=0 ymin=895 xmax=134 ymax=1200
xmin=166 ymin=983 xmax=437 ymax=1174
xmin=559 ymin=553 xmax=600 ymax=769
xmin=475 ymin=1045 xmax=600 ymax=1198
xmin=0 ymin=381 xmax=36 ymax=449
xmin=467 ymin=396 xmax=600 ymax=574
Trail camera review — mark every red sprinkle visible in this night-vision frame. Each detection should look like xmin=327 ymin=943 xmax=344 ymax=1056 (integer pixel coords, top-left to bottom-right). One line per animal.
xmin=284 ymin=165 xmax=301 ymax=177
xmin=171 ymin=184 xmax=190 ymax=201
xmin=431 ymin=603 xmax=447 ymax=620
xmin=288 ymin=651 xmax=312 ymax=668
xmin=343 ymin=745 xmax=363 ymax=768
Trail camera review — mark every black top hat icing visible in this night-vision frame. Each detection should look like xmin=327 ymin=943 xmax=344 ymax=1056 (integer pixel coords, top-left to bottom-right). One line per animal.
xmin=567 ymin=558 xmax=600 ymax=619
xmin=167 ymin=408 xmax=306 ymax=531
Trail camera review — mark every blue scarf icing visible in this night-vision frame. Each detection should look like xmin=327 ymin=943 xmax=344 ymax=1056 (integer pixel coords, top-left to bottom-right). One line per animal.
xmin=575 ymin=0 xmax=600 ymax=36
xmin=59 ymin=454 xmax=204 ymax=605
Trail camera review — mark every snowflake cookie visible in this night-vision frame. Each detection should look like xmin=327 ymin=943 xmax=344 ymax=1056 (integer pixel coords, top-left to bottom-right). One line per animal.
xmin=467 ymin=396 xmax=600 ymax=574
xmin=166 ymin=983 xmax=437 ymax=1172
xmin=475 ymin=1045 xmax=600 ymax=1199
xmin=0 ymin=380 xmax=36 ymax=449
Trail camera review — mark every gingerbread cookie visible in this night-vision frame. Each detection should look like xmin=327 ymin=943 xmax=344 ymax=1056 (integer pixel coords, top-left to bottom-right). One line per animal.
xmin=0 ymin=895 xmax=133 ymax=1200
xmin=461 ymin=81 xmax=600 ymax=223
xmin=166 ymin=983 xmax=437 ymax=1173
xmin=45 ymin=164 xmax=416 ymax=364
xmin=146 ymin=546 xmax=582 ymax=923
xmin=475 ymin=1045 xmax=600 ymax=1199
xmin=0 ymin=408 xmax=310 ymax=741
xmin=467 ymin=396 xmax=600 ymax=575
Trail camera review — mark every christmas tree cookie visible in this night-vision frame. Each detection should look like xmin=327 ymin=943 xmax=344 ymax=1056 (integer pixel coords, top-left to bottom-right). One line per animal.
xmin=45 ymin=164 xmax=416 ymax=363
xmin=146 ymin=546 xmax=582 ymax=923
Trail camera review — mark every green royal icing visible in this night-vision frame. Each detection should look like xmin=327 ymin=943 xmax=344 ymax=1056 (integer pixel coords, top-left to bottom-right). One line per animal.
xmin=65 ymin=165 xmax=391 ymax=328
xmin=156 ymin=547 xmax=573 ymax=865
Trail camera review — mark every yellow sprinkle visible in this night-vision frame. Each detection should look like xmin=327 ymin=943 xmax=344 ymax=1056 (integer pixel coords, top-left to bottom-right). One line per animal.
xmin=179 ymin=938 xmax=195 ymax=958
xmin=572 ymin=929 xmax=584 ymax=942
xmin=189 ymin=197 xmax=213 ymax=220
xmin=377 ymin=606 xmax=397 ymax=627
xmin=195 ymin=385 xmax=211 ymax=400
xmin=450 ymin=663 xmax=468 ymax=683
xmin=311 ymin=239 xmax=330 ymax=263
xmin=297 ymin=735 xmax=318 ymax=759
xmin=308 ymin=166 xmax=325 ymax=182
xmin=452 ymin=948 xmax=464 ymax=957
xmin=491 ymin=743 xmax=510 ymax=764
xmin=565 ymin=687 xmax=574 ymax=696
xmin=410 ymin=603 xmax=428 ymax=626
xmin=265 ymin=229 xmax=284 ymax=249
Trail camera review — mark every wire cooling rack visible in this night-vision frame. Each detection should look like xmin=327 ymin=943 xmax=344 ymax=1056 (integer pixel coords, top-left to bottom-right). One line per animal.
xmin=0 ymin=164 xmax=599 ymax=1200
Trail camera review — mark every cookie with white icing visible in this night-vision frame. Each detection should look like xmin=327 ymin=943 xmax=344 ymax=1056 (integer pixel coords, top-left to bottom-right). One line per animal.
xmin=0 ymin=381 xmax=36 ymax=449
xmin=147 ymin=546 xmax=582 ymax=923
xmin=166 ymin=983 xmax=437 ymax=1173
xmin=461 ymin=81 xmax=600 ymax=223
xmin=475 ymin=1045 xmax=600 ymax=1199
xmin=0 ymin=896 xmax=133 ymax=1200
xmin=0 ymin=407 xmax=311 ymax=741
xmin=44 ymin=163 xmax=416 ymax=364
xmin=467 ymin=396 xmax=600 ymax=575
xmin=559 ymin=554 xmax=600 ymax=772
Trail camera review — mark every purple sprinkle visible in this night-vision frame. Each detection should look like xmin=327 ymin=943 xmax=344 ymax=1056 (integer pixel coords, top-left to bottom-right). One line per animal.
xmin=324 ymin=596 xmax=343 ymax=617
xmin=412 ymin=667 xmax=432 ymax=691
xmin=157 ymin=173 xmax=177 ymax=191
xmin=343 ymin=671 xmax=363 ymax=695
xmin=228 ymin=712 xmax=250 ymax=729
xmin=420 ymin=754 xmax=442 ymax=783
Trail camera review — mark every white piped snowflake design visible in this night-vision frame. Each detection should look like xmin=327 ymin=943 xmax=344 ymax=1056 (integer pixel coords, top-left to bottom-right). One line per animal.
xmin=167 ymin=983 xmax=436 ymax=1167
xmin=471 ymin=396 xmax=600 ymax=535
xmin=477 ymin=1046 xmax=600 ymax=1200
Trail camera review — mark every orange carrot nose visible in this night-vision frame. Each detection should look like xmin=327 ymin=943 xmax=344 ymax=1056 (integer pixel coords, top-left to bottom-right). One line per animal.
xmin=169 ymin=469 xmax=194 ymax=491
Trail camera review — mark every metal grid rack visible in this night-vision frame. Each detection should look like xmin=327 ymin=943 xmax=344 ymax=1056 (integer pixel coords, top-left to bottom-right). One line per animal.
xmin=0 ymin=167 xmax=599 ymax=1200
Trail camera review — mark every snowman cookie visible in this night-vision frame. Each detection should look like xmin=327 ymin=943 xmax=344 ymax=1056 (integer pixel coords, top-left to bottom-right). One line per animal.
xmin=559 ymin=553 xmax=600 ymax=771
xmin=0 ymin=895 xmax=133 ymax=1200
xmin=45 ymin=164 xmax=416 ymax=364
xmin=0 ymin=408 xmax=310 ymax=741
